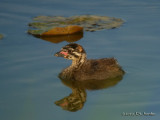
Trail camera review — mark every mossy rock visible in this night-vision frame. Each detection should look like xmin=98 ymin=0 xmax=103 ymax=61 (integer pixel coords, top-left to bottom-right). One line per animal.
xmin=28 ymin=15 xmax=124 ymax=36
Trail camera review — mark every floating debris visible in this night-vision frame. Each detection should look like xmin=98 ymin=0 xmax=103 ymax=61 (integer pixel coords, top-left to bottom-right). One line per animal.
xmin=28 ymin=15 xmax=124 ymax=36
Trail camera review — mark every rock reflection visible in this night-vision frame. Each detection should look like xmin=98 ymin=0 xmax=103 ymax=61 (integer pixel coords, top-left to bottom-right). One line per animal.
xmin=31 ymin=32 xmax=83 ymax=43
xmin=54 ymin=43 xmax=125 ymax=112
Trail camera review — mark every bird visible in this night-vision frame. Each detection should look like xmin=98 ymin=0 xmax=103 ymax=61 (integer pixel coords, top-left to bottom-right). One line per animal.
xmin=54 ymin=43 xmax=125 ymax=81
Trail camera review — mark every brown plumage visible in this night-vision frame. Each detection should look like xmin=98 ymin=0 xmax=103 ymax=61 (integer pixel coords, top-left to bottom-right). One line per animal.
xmin=55 ymin=43 xmax=124 ymax=81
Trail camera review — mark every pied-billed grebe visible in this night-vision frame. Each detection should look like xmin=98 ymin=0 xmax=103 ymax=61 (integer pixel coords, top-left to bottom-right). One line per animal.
xmin=55 ymin=43 xmax=124 ymax=81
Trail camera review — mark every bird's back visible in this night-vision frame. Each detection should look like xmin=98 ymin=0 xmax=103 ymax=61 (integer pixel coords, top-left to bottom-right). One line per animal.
xmin=74 ymin=58 xmax=124 ymax=81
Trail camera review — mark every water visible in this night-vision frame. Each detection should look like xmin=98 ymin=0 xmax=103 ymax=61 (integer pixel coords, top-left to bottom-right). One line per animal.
xmin=0 ymin=0 xmax=160 ymax=120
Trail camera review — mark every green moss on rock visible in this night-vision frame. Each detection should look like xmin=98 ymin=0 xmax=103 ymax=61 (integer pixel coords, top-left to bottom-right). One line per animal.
xmin=28 ymin=15 xmax=124 ymax=36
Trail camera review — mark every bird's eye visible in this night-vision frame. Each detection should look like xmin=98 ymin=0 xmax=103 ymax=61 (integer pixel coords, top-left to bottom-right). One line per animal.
xmin=69 ymin=50 xmax=72 ymax=53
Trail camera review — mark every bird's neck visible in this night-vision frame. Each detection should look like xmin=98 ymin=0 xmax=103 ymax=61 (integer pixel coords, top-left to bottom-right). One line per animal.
xmin=71 ymin=54 xmax=87 ymax=69
xmin=60 ymin=54 xmax=87 ymax=79
xmin=60 ymin=54 xmax=86 ymax=80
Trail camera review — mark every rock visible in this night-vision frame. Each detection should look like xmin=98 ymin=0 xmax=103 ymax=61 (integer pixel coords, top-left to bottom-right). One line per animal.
xmin=39 ymin=32 xmax=83 ymax=43
xmin=42 ymin=25 xmax=83 ymax=36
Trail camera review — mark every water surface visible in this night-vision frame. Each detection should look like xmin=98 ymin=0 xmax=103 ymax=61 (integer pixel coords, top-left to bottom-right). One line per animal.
xmin=0 ymin=0 xmax=160 ymax=120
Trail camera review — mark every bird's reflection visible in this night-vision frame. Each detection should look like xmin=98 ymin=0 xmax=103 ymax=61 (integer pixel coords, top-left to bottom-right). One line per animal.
xmin=32 ymin=32 xmax=83 ymax=43
xmin=54 ymin=43 xmax=125 ymax=112
xmin=55 ymin=76 xmax=123 ymax=112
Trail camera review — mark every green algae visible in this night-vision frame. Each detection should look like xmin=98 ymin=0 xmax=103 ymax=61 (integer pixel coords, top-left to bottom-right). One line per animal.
xmin=28 ymin=15 xmax=124 ymax=36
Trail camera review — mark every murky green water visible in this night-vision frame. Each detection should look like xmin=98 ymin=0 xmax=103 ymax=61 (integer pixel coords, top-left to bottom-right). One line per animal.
xmin=0 ymin=0 xmax=160 ymax=120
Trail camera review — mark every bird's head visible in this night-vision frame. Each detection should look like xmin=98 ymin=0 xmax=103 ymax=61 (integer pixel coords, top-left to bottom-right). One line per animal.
xmin=55 ymin=43 xmax=86 ymax=61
